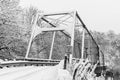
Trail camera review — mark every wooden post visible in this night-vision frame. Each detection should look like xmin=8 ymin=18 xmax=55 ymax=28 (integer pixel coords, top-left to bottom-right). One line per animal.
xmin=49 ymin=31 xmax=56 ymax=59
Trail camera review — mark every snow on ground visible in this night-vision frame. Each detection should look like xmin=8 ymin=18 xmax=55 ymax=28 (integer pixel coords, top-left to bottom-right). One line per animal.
xmin=0 ymin=60 xmax=72 ymax=80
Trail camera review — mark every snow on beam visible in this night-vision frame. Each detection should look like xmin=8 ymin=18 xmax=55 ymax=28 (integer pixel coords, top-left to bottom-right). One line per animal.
xmin=41 ymin=27 xmax=65 ymax=32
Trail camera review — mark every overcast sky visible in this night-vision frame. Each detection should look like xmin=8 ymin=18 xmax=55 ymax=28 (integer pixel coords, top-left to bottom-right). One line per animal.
xmin=20 ymin=0 xmax=120 ymax=34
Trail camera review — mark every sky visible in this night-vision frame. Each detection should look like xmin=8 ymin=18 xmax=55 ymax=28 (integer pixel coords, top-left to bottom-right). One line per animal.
xmin=20 ymin=0 xmax=120 ymax=34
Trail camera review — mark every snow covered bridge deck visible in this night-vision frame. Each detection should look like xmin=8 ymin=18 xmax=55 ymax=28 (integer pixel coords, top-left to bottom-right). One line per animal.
xmin=0 ymin=60 xmax=72 ymax=80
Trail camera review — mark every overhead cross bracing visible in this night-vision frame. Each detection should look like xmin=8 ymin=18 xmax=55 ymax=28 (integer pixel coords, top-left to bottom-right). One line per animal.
xmin=24 ymin=11 xmax=100 ymax=65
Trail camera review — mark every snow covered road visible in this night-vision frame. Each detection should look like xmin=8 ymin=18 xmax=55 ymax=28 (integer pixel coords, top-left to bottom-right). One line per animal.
xmin=0 ymin=61 xmax=72 ymax=80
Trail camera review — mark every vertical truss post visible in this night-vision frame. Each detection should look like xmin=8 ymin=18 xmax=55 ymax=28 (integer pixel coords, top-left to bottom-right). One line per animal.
xmin=49 ymin=31 xmax=56 ymax=59
xmin=81 ymin=28 xmax=85 ymax=59
xmin=25 ymin=13 xmax=39 ymax=59
xmin=25 ymin=31 xmax=33 ymax=59
xmin=69 ymin=11 xmax=76 ymax=64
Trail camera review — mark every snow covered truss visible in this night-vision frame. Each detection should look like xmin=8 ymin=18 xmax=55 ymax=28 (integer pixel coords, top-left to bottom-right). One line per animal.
xmin=0 ymin=11 xmax=107 ymax=80
xmin=0 ymin=11 xmax=103 ymax=69
xmin=25 ymin=11 xmax=99 ymax=63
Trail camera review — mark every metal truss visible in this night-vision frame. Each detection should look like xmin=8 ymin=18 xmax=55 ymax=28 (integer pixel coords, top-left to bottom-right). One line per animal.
xmin=25 ymin=11 xmax=99 ymax=63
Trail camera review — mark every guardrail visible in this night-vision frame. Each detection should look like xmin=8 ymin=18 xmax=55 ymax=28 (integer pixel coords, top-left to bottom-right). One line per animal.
xmin=0 ymin=59 xmax=60 ymax=68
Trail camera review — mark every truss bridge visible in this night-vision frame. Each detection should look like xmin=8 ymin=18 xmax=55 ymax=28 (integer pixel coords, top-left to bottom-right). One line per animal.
xmin=0 ymin=11 xmax=108 ymax=80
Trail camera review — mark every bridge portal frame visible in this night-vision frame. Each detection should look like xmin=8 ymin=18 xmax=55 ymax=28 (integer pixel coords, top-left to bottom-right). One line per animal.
xmin=24 ymin=11 xmax=99 ymax=64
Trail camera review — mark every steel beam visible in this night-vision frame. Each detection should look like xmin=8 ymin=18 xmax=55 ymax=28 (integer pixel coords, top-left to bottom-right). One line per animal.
xmin=25 ymin=13 xmax=39 ymax=59
xmin=81 ymin=28 xmax=85 ymax=59
xmin=41 ymin=17 xmax=81 ymax=44
xmin=43 ymin=11 xmax=71 ymax=16
xmin=76 ymin=12 xmax=99 ymax=49
xmin=49 ymin=31 xmax=56 ymax=59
